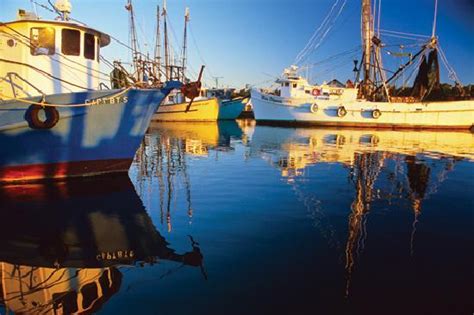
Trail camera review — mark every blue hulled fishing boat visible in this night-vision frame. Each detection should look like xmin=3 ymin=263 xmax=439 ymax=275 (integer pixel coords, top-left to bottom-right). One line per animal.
xmin=0 ymin=0 xmax=193 ymax=183
xmin=218 ymin=97 xmax=249 ymax=120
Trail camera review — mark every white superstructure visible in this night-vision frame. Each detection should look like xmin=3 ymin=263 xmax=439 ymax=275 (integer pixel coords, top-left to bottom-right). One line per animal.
xmin=0 ymin=4 xmax=110 ymax=99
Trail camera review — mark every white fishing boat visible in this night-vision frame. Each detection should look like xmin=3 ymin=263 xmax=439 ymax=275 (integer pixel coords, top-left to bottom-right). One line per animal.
xmin=251 ymin=0 xmax=474 ymax=130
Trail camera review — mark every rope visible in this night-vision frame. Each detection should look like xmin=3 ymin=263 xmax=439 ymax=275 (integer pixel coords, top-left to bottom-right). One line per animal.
xmin=0 ymin=58 xmax=93 ymax=90
xmin=379 ymin=29 xmax=430 ymax=39
xmin=0 ymin=87 xmax=132 ymax=108
xmin=294 ymin=0 xmax=347 ymax=65
xmin=437 ymin=44 xmax=461 ymax=84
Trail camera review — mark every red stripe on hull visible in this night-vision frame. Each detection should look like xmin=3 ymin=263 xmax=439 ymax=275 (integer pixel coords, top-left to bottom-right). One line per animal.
xmin=0 ymin=159 xmax=133 ymax=184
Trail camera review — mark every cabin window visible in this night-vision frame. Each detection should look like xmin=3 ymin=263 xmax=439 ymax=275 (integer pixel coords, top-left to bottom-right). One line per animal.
xmin=292 ymin=83 xmax=297 ymax=88
xmin=30 ymin=27 xmax=55 ymax=55
xmin=284 ymin=82 xmax=289 ymax=87
xmin=62 ymin=29 xmax=80 ymax=56
xmin=84 ymin=33 xmax=95 ymax=60
xmin=305 ymin=90 xmax=310 ymax=94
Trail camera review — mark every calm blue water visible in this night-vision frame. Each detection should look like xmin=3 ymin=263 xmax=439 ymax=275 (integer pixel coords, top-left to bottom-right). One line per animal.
xmin=0 ymin=121 xmax=473 ymax=315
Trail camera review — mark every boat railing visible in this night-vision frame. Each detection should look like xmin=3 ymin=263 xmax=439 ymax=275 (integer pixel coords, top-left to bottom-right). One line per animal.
xmin=5 ymin=72 xmax=46 ymax=99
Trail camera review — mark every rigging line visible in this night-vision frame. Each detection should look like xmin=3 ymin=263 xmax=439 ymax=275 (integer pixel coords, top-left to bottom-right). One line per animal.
xmin=31 ymin=0 xmax=55 ymax=13
xmin=297 ymin=0 xmax=348 ymax=65
xmin=166 ymin=15 xmax=183 ymax=58
xmin=378 ymin=29 xmax=431 ymax=38
xmin=379 ymin=33 xmax=428 ymax=42
xmin=247 ymin=78 xmax=275 ymax=88
xmin=438 ymin=45 xmax=461 ymax=83
xmin=294 ymin=0 xmax=342 ymax=64
xmin=188 ymin=24 xmax=215 ymax=78
xmin=0 ymin=58 xmax=92 ymax=90
xmin=306 ymin=45 xmax=361 ymax=67
xmin=402 ymin=57 xmax=423 ymax=87
xmin=319 ymin=55 xmax=358 ymax=76
xmin=136 ymin=15 xmax=151 ymax=56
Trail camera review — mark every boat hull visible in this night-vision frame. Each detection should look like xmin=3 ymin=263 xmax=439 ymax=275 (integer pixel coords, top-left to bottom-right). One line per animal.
xmin=0 ymin=85 xmax=179 ymax=183
xmin=251 ymin=89 xmax=474 ymax=130
xmin=218 ymin=98 xmax=247 ymax=120
xmin=154 ymin=97 xmax=219 ymax=121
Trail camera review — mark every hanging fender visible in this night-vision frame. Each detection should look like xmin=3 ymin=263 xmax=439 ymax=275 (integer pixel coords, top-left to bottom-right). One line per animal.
xmin=312 ymin=88 xmax=321 ymax=97
xmin=25 ymin=104 xmax=60 ymax=129
xmin=337 ymin=106 xmax=347 ymax=117
xmin=372 ymin=109 xmax=382 ymax=119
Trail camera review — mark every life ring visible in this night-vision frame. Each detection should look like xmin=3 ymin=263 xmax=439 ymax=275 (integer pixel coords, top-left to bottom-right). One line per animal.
xmin=337 ymin=106 xmax=347 ymax=117
xmin=310 ymin=103 xmax=318 ymax=113
xmin=312 ymin=88 xmax=321 ymax=96
xmin=25 ymin=104 xmax=60 ymax=129
xmin=372 ymin=109 xmax=381 ymax=119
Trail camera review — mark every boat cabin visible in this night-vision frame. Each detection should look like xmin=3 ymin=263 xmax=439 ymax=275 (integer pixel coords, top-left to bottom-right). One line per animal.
xmin=274 ymin=66 xmax=358 ymax=101
xmin=0 ymin=9 xmax=110 ymax=99
xmin=276 ymin=66 xmax=314 ymax=99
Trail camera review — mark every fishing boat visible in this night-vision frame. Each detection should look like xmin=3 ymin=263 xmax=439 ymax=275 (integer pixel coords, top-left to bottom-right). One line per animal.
xmin=0 ymin=175 xmax=204 ymax=314
xmin=219 ymin=96 xmax=249 ymax=120
xmin=152 ymin=3 xmax=245 ymax=121
xmin=206 ymin=87 xmax=248 ymax=120
xmin=156 ymin=91 xmax=220 ymax=122
xmin=0 ymin=0 xmax=197 ymax=183
xmin=251 ymin=0 xmax=474 ymax=129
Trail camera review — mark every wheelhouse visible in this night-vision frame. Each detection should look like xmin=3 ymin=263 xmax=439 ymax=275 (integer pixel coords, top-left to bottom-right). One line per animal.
xmin=0 ymin=12 xmax=110 ymax=99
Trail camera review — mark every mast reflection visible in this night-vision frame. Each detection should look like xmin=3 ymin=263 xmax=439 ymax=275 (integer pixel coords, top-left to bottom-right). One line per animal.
xmin=133 ymin=121 xmax=245 ymax=230
xmin=248 ymin=126 xmax=472 ymax=297
xmin=0 ymin=175 xmax=204 ymax=314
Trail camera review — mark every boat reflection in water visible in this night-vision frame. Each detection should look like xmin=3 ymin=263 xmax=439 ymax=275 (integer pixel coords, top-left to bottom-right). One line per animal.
xmin=132 ymin=121 xmax=245 ymax=231
xmin=0 ymin=176 xmax=204 ymax=314
xmin=249 ymin=126 xmax=473 ymax=180
xmin=248 ymin=126 xmax=473 ymax=299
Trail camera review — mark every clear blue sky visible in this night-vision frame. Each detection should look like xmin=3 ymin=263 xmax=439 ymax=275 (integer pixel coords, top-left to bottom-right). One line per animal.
xmin=2 ymin=0 xmax=473 ymax=88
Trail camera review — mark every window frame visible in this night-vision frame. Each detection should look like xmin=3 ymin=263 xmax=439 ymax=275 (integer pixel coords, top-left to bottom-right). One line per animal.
xmin=30 ymin=27 xmax=56 ymax=56
xmin=84 ymin=33 xmax=95 ymax=60
xmin=61 ymin=28 xmax=81 ymax=56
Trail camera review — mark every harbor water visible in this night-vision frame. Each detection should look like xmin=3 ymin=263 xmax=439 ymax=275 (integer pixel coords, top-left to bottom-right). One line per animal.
xmin=0 ymin=120 xmax=473 ymax=314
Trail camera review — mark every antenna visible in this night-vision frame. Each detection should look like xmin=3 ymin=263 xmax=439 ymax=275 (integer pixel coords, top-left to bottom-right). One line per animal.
xmin=212 ymin=76 xmax=223 ymax=89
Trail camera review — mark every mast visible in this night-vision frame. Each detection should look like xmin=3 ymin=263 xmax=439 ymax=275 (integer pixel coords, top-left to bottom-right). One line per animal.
xmin=431 ymin=0 xmax=438 ymax=38
xmin=126 ymin=0 xmax=140 ymax=77
xmin=361 ymin=0 xmax=374 ymax=98
xmin=182 ymin=7 xmax=190 ymax=82
xmin=154 ymin=5 xmax=162 ymax=81
xmin=163 ymin=0 xmax=170 ymax=80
